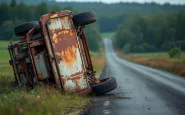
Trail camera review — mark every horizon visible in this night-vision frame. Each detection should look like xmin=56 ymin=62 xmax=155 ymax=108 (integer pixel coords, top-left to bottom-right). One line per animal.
xmin=55 ymin=0 xmax=185 ymax=5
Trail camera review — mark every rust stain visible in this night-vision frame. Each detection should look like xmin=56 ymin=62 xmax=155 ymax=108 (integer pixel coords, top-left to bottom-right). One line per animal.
xmin=49 ymin=24 xmax=78 ymax=70
xmin=35 ymin=55 xmax=40 ymax=60
xmin=30 ymin=39 xmax=44 ymax=47
xmin=47 ymin=15 xmax=88 ymax=92
xmin=50 ymin=13 xmax=58 ymax=18
xmin=40 ymin=13 xmax=63 ymax=89
xmin=8 ymin=10 xmax=95 ymax=93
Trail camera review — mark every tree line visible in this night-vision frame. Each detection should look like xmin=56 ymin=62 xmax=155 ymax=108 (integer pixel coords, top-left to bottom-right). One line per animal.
xmin=114 ymin=11 xmax=185 ymax=53
xmin=1 ymin=1 xmax=185 ymax=33
xmin=0 ymin=0 xmax=62 ymax=39
xmin=0 ymin=0 xmax=102 ymax=52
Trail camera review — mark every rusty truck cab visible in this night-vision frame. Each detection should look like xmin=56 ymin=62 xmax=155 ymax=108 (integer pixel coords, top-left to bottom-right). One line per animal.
xmin=40 ymin=10 xmax=92 ymax=93
xmin=8 ymin=10 xmax=117 ymax=95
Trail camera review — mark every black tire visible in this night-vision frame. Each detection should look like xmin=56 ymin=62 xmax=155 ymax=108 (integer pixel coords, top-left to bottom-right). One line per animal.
xmin=72 ymin=11 xmax=96 ymax=26
xmin=14 ymin=21 xmax=39 ymax=36
xmin=92 ymin=77 xmax=117 ymax=95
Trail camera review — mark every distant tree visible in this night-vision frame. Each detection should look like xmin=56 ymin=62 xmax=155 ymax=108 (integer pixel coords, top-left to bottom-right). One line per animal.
xmin=10 ymin=0 xmax=16 ymax=7
xmin=35 ymin=2 xmax=48 ymax=19
xmin=0 ymin=20 xmax=14 ymax=40
xmin=85 ymin=24 xmax=102 ymax=52
xmin=0 ymin=2 xmax=10 ymax=25
xmin=123 ymin=44 xmax=131 ymax=54
xmin=176 ymin=10 xmax=185 ymax=41
xmin=141 ymin=43 xmax=155 ymax=52
xmin=63 ymin=6 xmax=77 ymax=13
xmin=168 ymin=47 xmax=182 ymax=58
xmin=50 ymin=5 xmax=61 ymax=12
xmin=114 ymin=11 xmax=185 ymax=53
xmin=133 ymin=45 xmax=145 ymax=53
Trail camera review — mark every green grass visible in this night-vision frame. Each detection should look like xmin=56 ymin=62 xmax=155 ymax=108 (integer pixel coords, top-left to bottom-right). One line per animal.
xmin=0 ymin=40 xmax=94 ymax=115
xmin=90 ymin=51 xmax=98 ymax=57
xmin=0 ymin=50 xmax=10 ymax=61
xmin=129 ymin=52 xmax=185 ymax=59
xmin=0 ymin=40 xmax=10 ymax=61
xmin=0 ymin=40 xmax=9 ymax=50
xmin=0 ymin=40 xmax=107 ymax=114
xmin=0 ymin=83 xmax=91 ymax=115
xmin=0 ymin=60 xmax=92 ymax=115
xmin=0 ymin=61 xmax=13 ymax=77
xmin=101 ymin=32 xmax=115 ymax=38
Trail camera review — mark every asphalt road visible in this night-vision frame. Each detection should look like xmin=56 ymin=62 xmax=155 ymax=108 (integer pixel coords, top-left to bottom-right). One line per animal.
xmin=88 ymin=39 xmax=185 ymax=115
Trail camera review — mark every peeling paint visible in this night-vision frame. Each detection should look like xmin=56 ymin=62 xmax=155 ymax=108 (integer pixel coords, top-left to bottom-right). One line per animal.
xmin=47 ymin=15 xmax=88 ymax=92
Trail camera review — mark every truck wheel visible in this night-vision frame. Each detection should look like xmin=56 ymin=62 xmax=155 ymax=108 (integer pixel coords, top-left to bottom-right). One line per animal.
xmin=92 ymin=77 xmax=117 ymax=95
xmin=72 ymin=11 xmax=96 ymax=26
xmin=14 ymin=21 xmax=39 ymax=36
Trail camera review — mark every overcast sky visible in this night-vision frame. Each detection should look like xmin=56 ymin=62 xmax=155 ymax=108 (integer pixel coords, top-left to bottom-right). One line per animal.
xmin=56 ymin=0 xmax=185 ymax=5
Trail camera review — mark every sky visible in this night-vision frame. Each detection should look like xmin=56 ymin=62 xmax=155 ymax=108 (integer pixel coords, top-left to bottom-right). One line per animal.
xmin=56 ymin=0 xmax=185 ymax=5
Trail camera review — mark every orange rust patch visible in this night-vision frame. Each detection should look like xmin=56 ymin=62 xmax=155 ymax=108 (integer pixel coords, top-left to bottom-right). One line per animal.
xmin=50 ymin=28 xmax=78 ymax=61
xmin=56 ymin=44 xmax=78 ymax=69
xmin=50 ymin=14 xmax=58 ymax=18
xmin=47 ymin=15 xmax=88 ymax=92
xmin=48 ymin=16 xmax=80 ymax=70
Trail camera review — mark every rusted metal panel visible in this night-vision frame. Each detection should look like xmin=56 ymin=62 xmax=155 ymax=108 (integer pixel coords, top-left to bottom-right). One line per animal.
xmin=8 ymin=45 xmax=21 ymax=85
xmin=34 ymin=53 xmax=50 ymax=80
xmin=40 ymin=14 xmax=62 ymax=89
xmin=26 ymin=31 xmax=39 ymax=83
xmin=47 ymin=15 xmax=88 ymax=93
xmin=29 ymin=39 xmax=44 ymax=48
xmin=8 ymin=10 xmax=100 ymax=94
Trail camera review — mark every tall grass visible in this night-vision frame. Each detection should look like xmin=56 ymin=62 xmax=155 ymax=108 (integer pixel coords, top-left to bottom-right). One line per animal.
xmin=129 ymin=52 xmax=185 ymax=59
xmin=0 ymin=60 xmax=92 ymax=114
xmin=0 ymin=81 xmax=90 ymax=115
xmin=118 ymin=52 xmax=185 ymax=77
xmin=91 ymin=51 xmax=106 ymax=78
xmin=0 ymin=40 xmax=106 ymax=114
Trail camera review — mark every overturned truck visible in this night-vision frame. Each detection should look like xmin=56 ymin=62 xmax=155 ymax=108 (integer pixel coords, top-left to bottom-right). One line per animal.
xmin=8 ymin=10 xmax=117 ymax=94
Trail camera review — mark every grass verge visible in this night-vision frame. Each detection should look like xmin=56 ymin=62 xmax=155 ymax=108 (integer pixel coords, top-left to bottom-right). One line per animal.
xmin=0 ymin=61 xmax=92 ymax=115
xmin=91 ymin=51 xmax=106 ymax=79
xmin=117 ymin=52 xmax=185 ymax=77
xmin=0 ymin=41 xmax=106 ymax=115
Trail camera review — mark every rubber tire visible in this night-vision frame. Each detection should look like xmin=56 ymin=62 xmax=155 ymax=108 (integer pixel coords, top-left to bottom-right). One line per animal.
xmin=92 ymin=77 xmax=117 ymax=95
xmin=72 ymin=11 xmax=96 ymax=26
xmin=14 ymin=21 xmax=39 ymax=36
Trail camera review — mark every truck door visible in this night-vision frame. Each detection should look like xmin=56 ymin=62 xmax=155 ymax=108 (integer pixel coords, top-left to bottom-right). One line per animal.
xmin=47 ymin=15 xmax=89 ymax=93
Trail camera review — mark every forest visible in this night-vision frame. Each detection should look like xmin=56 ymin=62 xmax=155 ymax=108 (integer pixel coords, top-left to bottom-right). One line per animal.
xmin=114 ymin=12 xmax=185 ymax=53
xmin=0 ymin=0 xmax=101 ymax=52
xmin=1 ymin=0 xmax=185 ymax=53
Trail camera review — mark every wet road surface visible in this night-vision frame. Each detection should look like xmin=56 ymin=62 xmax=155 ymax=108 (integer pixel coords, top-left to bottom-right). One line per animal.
xmin=88 ymin=39 xmax=185 ymax=115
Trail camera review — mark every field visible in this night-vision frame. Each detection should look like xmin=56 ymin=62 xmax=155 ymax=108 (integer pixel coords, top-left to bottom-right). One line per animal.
xmin=127 ymin=52 xmax=185 ymax=59
xmin=0 ymin=41 xmax=10 ymax=61
xmin=0 ymin=40 xmax=105 ymax=115
xmin=101 ymin=32 xmax=115 ymax=38
xmin=90 ymin=51 xmax=106 ymax=78
xmin=117 ymin=52 xmax=185 ymax=77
